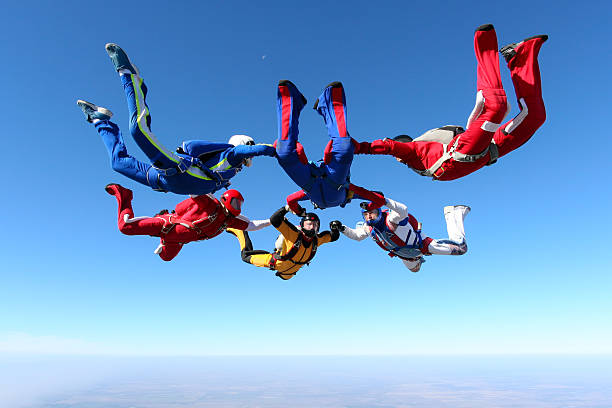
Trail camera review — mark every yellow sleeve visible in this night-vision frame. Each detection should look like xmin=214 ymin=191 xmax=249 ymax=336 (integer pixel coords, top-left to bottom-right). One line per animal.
xmin=316 ymin=231 xmax=333 ymax=245
xmin=276 ymin=219 xmax=299 ymax=243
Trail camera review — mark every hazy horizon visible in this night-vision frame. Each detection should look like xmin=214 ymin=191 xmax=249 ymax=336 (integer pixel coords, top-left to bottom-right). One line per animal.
xmin=3 ymin=354 xmax=611 ymax=408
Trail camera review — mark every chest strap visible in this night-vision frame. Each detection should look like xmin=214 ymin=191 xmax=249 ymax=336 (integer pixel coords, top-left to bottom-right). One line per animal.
xmin=273 ymin=234 xmax=318 ymax=265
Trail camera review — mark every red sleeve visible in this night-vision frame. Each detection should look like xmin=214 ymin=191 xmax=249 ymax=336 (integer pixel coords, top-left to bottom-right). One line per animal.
xmin=349 ymin=184 xmax=385 ymax=209
xmin=286 ymin=190 xmax=307 ymax=214
xmin=226 ymin=216 xmax=249 ymax=230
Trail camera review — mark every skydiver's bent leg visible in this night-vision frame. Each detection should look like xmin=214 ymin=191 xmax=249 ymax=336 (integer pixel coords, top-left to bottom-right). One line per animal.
xmin=226 ymin=228 xmax=273 ymax=266
xmin=315 ymin=82 xmax=353 ymax=183
xmin=495 ymin=35 xmax=548 ymax=156
xmin=120 ymin=73 xmax=180 ymax=169
xmin=155 ymin=242 xmax=183 ymax=262
xmin=275 ymin=81 xmax=313 ymax=189
xmin=95 ymin=120 xmax=157 ymax=188
xmin=368 ymin=138 xmax=443 ymax=173
xmin=105 ymin=183 xmax=166 ymax=236
xmin=455 ymin=24 xmax=508 ymax=156
xmin=425 ymin=205 xmax=470 ymax=255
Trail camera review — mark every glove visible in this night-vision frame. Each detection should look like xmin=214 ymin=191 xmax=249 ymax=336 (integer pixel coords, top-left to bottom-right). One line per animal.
xmin=351 ymin=138 xmax=371 ymax=154
xmin=370 ymin=139 xmax=393 ymax=154
xmin=329 ymin=220 xmax=344 ymax=232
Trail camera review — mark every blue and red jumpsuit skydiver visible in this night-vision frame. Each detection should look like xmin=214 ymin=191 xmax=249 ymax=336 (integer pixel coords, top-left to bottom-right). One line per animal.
xmin=359 ymin=24 xmax=547 ymax=180
xmin=94 ymin=73 xmax=276 ymax=195
xmin=275 ymin=81 xmax=385 ymax=213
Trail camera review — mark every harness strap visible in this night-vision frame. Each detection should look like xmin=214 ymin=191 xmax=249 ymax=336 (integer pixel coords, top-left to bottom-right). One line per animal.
xmin=152 ymin=155 xmax=231 ymax=188
xmin=273 ymin=234 xmax=318 ymax=265
xmin=369 ymin=219 xmax=424 ymax=258
xmin=416 ymin=135 xmax=500 ymax=178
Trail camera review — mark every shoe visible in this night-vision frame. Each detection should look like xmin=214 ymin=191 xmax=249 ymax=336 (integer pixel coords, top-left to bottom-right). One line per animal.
xmin=105 ymin=183 xmax=133 ymax=202
xmin=325 ymin=81 xmax=343 ymax=88
xmin=105 ymin=43 xmax=139 ymax=74
xmin=393 ymin=134 xmax=413 ymax=143
xmin=475 ymin=23 xmax=494 ymax=32
xmin=444 ymin=205 xmax=471 ymax=215
xmin=313 ymin=82 xmax=343 ymax=110
xmin=77 ymin=100 xmax=113 ymax=122
xmin=278 ymin=80 xmax=307 ymax=107
xmin=500 ymin=35 xmax=548 ymax=63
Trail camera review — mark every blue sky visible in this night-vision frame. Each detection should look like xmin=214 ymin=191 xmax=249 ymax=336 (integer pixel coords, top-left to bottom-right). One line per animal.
xmin=0 ymin=0 xmax=610 ymax=356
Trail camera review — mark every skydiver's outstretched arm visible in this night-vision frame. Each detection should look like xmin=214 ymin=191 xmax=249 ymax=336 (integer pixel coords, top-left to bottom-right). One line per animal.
xmin=286 ymin=190 xmax=308 ymax=215
xmin=225 ymin=144 xmax=277 ymax=166
xmin=384 ymin=197 xmax=409 ymax=223
xmin=234 ymin=215 xmax=271 ymax=231
xmin=349 ymin=184 xmax=386 ymax=210
xmin=341 ymin=224 xmax=369 ymax=241
xmin=269 ymin=206 xmax=301 ymax=243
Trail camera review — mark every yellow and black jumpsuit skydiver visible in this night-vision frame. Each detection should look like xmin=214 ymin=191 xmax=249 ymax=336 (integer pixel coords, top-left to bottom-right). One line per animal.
xmin=227 ymin=207 xmax=339 ymax=279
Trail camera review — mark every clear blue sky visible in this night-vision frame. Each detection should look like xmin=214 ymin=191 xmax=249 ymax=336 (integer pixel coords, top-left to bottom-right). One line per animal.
xmin=0 ymin=0 xmax=610 ymax=356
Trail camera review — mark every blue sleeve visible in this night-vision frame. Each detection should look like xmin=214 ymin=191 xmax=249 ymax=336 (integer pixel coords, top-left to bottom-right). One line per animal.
xmin=225 ymin=144 xmax=277 ymax=166
xmin=181 ymin=140 xmax=233 ymax=157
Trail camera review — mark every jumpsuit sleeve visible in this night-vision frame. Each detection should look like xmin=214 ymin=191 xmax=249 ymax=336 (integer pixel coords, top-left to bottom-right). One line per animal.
xmin=286 ymin=190 xmax=308 ymax=214
xmin=317 ymin=229 xmax=339 ymax=246
xmin=385 ymin=197 xmax=410 ymax=224
xmin=233 ymin=214 xmax=271 ymax=231
xmin=225 ymin=144 xmax=277 ymax=166
xmin=341 ymin=224 xmax=370 ymax=241
xmin=270 ymin=207 xmax=300 ymax=242
xmin=226 ymin=216 xmax=250 ymax=230
xmin=349 ymin=184 xmax=386 ymax=210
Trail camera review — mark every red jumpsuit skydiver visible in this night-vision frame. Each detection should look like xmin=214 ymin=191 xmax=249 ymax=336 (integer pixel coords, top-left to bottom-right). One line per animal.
xmin=359 ymin=24 xmax=547 ymax=180
xmin=105 ymin=184 xmax=270 ymax=261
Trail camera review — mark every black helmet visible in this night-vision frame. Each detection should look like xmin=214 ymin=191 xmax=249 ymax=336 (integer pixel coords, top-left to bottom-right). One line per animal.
xmin=300 ymin=213 xmax=320 ymax=237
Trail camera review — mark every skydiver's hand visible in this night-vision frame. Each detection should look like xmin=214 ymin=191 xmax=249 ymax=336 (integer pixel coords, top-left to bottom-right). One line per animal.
xmin=329 ymin=220 xmax=344 ymax=232
xmin=287 ymin=204 xmax=306 ymax=217
xmin=370 ymin=139 xmax=392 ymax=154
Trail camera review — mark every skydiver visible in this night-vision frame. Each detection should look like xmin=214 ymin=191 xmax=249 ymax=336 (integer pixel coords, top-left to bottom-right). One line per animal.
xmin=333 ymin=197 xmax=470 ymax=272
xmin=78 ymin=44 xmax=276 ymax=195
xmin=105 ymin=183 xmax=270 ymax=261
xmin=356 ymin=24 xmax=547 ymax=181
xmin=275 ymin=80 xmax=386 ymax=215
xmin=226 ymin=207 xmax=340 ymax=280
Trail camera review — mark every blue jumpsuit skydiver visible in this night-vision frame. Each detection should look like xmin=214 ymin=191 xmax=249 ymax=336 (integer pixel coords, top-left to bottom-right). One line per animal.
xmin=275 ymin=81 xmax=385 ymax=213
xmin=92 ymin=49 xmax=276 ymax=195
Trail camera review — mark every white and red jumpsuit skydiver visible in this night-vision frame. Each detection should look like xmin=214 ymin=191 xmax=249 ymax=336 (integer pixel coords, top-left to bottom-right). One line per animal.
xmin=359 ymin=24 xmax=547 ymax=180
xmin=105 ymin=184 xmax=270 ymax=261
xmin=340 ymin=198 xmax=470 ymax=272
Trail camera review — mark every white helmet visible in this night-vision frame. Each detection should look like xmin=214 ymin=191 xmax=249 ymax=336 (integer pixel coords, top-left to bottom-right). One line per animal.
xmin=228 ymin=135 xmax=255 ymax=167
xmin=228 ymin=134 xmax=255 ymax=146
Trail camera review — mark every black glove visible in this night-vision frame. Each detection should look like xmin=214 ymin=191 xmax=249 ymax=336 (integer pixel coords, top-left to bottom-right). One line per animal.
xmin=329 ymin=220 xmax=344 ymax=231
xmin=359 ymin=202 xmax=369 ymax=210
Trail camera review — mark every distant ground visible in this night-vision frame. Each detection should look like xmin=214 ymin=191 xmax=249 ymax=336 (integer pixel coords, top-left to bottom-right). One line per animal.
xmin=2 ymin=355 xmax=611 ymax=407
